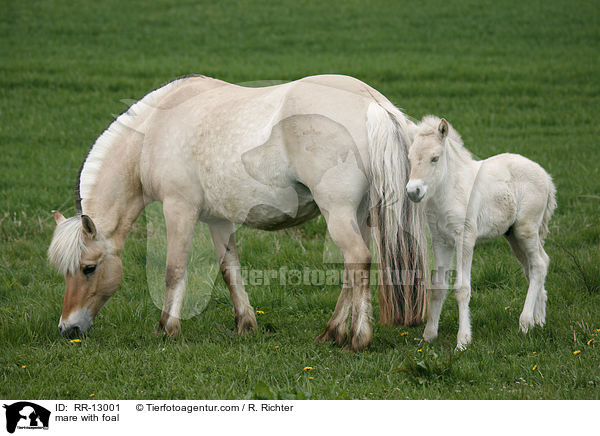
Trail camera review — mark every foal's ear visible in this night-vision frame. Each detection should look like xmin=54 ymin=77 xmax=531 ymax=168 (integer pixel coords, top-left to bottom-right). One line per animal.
xmin=438 ymin=118 xmax=449 ymax=139
xmin=81 ymin=215 xmax=97 ymax=238
xmin=52 ymin=210 xmax=66 ymax=225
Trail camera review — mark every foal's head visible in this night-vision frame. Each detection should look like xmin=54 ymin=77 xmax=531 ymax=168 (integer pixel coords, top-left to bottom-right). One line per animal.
xmin=48 ymin=212 xmax=122 ymax=337
xmin=406 ymin=117 xmax=450 ymax=202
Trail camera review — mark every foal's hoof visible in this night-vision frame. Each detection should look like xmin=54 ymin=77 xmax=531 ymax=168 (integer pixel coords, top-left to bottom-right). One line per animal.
xmin=519 ymin=314 xmax=535 ymax=334
xmin=423 ymin=328 xmax=438 ymax=343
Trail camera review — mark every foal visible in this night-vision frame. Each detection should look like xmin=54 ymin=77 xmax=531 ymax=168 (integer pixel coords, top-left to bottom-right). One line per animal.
xmin=406 ymin=116 xmax=556 ymax=349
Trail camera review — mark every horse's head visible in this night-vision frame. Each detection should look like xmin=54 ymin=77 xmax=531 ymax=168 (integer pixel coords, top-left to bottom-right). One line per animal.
xmin=48 ymin=211 xmax=122 ymax=337
xmin=406 ymin=117 xmax=449 ymax=202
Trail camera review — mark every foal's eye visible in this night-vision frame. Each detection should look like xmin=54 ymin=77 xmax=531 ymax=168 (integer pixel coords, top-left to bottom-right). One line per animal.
xmin=82 ymin=265 xmax=97 ymax=276
xmin=431 ymin=156 xmax=439 ymax=163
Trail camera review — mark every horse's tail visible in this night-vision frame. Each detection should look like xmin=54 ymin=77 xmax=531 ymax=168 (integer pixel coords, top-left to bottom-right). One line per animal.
xmin=540 ymin=174 xmax=557 ymax=243
xmin=366 ymin=101 xmax=428 ymax=326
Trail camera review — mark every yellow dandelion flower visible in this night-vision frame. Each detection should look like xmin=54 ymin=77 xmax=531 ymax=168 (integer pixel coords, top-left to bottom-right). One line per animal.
xmin=303 ymin=366 xmax=313 ymax=371
xmin=89 ymin=394 xmax=95 ymax=397
xmin=417 ymin=349 xmax=423 ymax=352
xmin=308 ymin=376 xmax=314 ymax=380
xmin=400 ymin=332 xmax=408 ymax=336
xmin=532 ymin=351 xmax=537 ymax=354
xmin=597 ymin=328 xmax=600 ymax=332
xmin=256 ymin=310 xmax=265 ymax=315
xmin=21 ymin=365 xmax=26 ymax=369
xmin=532 ymin=365 xmax=537 ymax=371
xmin=274 ymin=345 xmax=279 ymax=349
xmin=504 ymin=306 xmax=510 ymax=311
xmin=69 ymin=339 xmax=82 ymax=343
xmin=587 ymin=339 xmax=594 ymax=346
xmin=573 ymin=350 xmax=581 ymax=355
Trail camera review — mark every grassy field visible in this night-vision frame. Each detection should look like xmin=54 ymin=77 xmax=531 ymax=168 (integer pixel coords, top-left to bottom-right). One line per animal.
xmin=1 ymin=0 xmax=599 ymax=399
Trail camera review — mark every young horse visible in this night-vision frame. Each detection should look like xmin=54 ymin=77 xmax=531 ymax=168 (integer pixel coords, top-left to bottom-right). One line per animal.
xmin=406 ymin=116 xmax=556 ymax=350
xmin=47 ymin=74 xmax=428 ymax=351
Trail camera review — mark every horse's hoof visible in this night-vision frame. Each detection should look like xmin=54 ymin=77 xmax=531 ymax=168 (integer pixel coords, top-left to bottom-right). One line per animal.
xmin=315 ymin=330 xmax=333 ymax=343
xmin=316 ymin=325 xmax=347 ymax=345
xmin=235 ymin=312 xmax=257 ymax=335
xmin=519 ymin=314 xmax=534 ymax=334
xmin=349 ymin=330 xmax=372 ymax=352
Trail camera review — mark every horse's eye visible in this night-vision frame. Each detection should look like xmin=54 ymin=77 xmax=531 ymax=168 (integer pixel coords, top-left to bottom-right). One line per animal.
xmin=431 ymin=156 xmax=439 ymax=163
xmin=82 ymin=265 xmax=97 ymax=276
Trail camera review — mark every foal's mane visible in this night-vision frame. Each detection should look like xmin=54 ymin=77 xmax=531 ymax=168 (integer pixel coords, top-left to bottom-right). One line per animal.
xmin=418 ymin=115 xmax=473 ymax=163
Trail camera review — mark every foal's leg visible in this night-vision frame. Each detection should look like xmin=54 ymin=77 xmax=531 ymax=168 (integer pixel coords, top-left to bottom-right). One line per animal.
xmin=505 ymin=232 xmax=530 ymax=282
xmin=208 ymin=220 xmax=257 ymax=334
xmin=455 ymin=233 xmax=475 ymax=350
xmin=513 ymin=225 xmax=549 ymax=333
xmin=157 ymin=198 xmax=199 ymax=337
xmin=533 ymin=245 xmax=549 ymax=327
xmin=423 ymin=240 xmax=454 ymax=342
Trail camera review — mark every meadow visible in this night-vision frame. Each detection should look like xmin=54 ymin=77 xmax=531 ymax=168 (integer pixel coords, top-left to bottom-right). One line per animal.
xmin=1 ymin=0 xmax=599 ymax=399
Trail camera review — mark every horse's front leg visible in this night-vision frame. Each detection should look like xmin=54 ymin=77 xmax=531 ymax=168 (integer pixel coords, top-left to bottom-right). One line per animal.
xmin=455 ymin=232 xmax=475 ymax=350
xmin=208 ymin=219 xmax=257 ymax=334
xmin=423 ymin=240 xmax=454 ymax=342
xmin=156 ymin=198 xmax=199 ymax=337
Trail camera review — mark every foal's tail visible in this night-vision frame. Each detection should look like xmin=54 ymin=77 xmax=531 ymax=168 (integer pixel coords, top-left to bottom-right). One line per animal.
xmin=366 ymin=102 xmax=429 ymax=326
xmin=540 ymin=174 xmax=557 ymax=243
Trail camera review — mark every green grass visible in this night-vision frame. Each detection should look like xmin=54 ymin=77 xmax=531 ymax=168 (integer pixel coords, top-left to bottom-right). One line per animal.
xmin=1 ymin=0 xmax=599 ymax=399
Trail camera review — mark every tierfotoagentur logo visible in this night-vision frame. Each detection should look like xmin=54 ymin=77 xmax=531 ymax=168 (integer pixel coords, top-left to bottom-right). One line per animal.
xmin=2 ymin=402 xmax=50 ymax=433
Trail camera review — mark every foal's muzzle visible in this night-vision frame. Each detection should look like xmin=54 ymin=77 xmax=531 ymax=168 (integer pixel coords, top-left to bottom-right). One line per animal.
xmin=406 ymin=179 xmax=427 ymax=203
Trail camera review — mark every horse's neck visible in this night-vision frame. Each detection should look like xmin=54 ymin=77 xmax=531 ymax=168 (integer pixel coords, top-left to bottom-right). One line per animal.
xmin=429 ymin=146 xmax=478 ymax=213
xmin=81 ymin=139 xmax=145 ymax=251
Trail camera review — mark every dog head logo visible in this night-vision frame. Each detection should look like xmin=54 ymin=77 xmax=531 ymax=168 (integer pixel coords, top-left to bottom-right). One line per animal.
xmin=3 ymin=402 xmax=50 ymax=433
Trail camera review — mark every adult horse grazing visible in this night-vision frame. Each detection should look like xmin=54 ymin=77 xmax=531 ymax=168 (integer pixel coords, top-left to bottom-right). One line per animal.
xmin=48 ymin=74 xmax=428 ymax=351
xmin=406 ymin=116 xmax=556 ymax=350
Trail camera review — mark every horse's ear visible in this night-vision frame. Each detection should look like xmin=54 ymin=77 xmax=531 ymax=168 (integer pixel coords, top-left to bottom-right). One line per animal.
xmin=52 ymin=210 xmax=66 ymax=225
xmin=81 ymin=215 xmax=97 ymax=238
xmin=438 ymin=118 xmax=449 ymax=139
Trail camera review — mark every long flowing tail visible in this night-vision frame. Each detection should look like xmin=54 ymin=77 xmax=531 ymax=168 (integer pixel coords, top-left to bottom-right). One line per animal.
xmin=366 ymin=102 xmax=429 ymax=326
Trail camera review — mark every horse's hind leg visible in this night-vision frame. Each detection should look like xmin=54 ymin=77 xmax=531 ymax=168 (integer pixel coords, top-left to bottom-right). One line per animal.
xmin=512 ymin=224 xmax=549 ymax=333
xmin=315 ymin=215 xmax=369 ymax=346
xmin=208 ymin=220 xmax=257 ymax=334
xmin=506 ymin=231 xmax=546 ymax=326
xmin=318 ymin=206 xmax=372 ymax=351
xmin=533 ymin=246 xmax=549 ymax=327
xmin=505 ymin=232 xmax=530 ymax=282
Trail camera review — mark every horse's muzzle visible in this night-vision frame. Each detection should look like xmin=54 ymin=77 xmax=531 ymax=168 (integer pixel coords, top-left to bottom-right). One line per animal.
xmin=406 ymin=179 xmax=427 ymax=203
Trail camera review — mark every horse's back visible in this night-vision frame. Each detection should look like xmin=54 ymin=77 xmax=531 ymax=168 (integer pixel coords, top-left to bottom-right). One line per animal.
xmin=477 ymin=153 xmax=552 ymax=237
xmin=140 ymin=75 xmax=379 ymax=226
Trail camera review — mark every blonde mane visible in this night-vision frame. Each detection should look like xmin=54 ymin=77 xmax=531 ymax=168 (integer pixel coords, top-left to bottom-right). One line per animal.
xmin=47 ymin=216 xmax=86 ymax=275
xmin=76 ymin=77 xmax=191 ymax=212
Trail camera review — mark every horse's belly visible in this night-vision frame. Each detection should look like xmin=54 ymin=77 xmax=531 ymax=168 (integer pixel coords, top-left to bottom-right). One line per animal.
xmin=241 ymin=184 xmax=320 ymax=230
